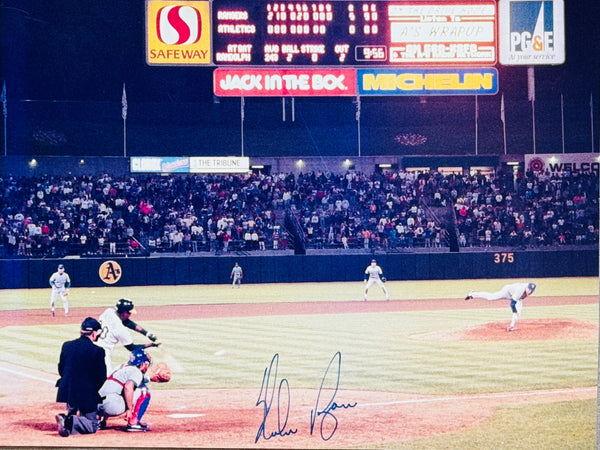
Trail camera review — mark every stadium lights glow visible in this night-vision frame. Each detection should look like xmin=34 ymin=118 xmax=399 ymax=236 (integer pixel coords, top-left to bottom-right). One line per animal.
xmin=251 ymin=165 xmax=265 ymax=169
xmin=378 ymin=163 xmax=392 ymax=168
xmin=549 ymin=156 xmax=558 ymax=162
xmin=79 ymin=159 xmax=85 ymax=165
xmin=342 ymin=159 xmax=353 ymax=169
xmin=506 ymin=161 xmax=519 ymax=166
xmin=295 ymin=159 xmax=305 ymax=169
xmin=29 ymin=159 xmax=37 ymax=168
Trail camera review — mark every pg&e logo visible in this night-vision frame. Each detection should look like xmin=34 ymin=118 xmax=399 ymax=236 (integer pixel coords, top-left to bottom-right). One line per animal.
xmin=498 ymin=0 xmax=565 ymax=65
xmin=146 ymin=1 xmax=212 ymax=65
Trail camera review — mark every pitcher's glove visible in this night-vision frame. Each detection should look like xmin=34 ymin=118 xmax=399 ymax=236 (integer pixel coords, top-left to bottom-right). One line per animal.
xmin=381 ymin=277 xmax=386 ymax=282
xmin=148 ymin=362 xmax=172 ymax=383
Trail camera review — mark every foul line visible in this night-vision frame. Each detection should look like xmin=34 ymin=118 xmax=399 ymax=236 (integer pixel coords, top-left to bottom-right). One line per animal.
xmin=0 ymin=366 xmax=56 ymax=384
xmin=356 ymin=387 xmax=597 ymax=408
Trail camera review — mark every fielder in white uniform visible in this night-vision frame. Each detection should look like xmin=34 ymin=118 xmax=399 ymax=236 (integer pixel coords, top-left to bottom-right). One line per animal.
xmin=98 ymin=349 xmax=152 ymax=432
xmin=49 ymin=264 xmax=71 ymax=317
xmin=230 ymin=262 xmax=243 ymax=288
xmin=95 ymin=299 xmax=160 ymax=375
xmin=465 ymin=282 xmax=537 ymax=331
xmin=364 ymin=259 xmax=389 ymax=301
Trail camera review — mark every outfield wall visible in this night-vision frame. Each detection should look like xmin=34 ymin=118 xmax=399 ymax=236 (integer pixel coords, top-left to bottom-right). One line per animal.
xmin=1 ymin=249 xmax=597 ymax=289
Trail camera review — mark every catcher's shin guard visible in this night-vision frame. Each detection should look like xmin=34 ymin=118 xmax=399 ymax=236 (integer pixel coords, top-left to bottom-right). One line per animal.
xmin=129 ymin=387 xmax=151 ymax=425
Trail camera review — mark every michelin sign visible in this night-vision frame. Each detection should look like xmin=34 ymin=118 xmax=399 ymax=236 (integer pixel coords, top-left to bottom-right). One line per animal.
xmin=499 ymin=0 xmax=565 ymax=65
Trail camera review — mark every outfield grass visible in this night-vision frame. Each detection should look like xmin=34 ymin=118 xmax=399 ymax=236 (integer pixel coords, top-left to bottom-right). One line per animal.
xmin=0 ymin=277 xmax=597 ymax=449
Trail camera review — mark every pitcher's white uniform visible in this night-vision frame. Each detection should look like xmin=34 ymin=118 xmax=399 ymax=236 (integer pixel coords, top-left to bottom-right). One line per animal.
xmin=364 ymin=260 xmax=389 ymax=301
xmin=467 ymin=282 xmax=536 ymax=331
xmin=49 ymin=264 xmax=71 ymax=316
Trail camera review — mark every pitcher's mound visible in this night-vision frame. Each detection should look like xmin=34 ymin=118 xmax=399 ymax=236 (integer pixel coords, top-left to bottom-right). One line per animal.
xmin=413 ymin=319 xmax=598 ymax=342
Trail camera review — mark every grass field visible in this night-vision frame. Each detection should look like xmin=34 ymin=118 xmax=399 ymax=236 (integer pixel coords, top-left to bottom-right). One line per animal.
xmin=0 ymin=277 xmax=597 ymax=449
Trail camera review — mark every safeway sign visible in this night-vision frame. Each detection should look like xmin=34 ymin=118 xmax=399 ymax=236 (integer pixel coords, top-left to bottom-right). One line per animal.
xmin=213 ymin=68 xmax=357 ymax=97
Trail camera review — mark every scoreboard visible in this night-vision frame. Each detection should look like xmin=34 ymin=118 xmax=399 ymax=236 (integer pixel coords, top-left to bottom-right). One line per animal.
xmin=212 ymin=1 xmax=497 ymax=66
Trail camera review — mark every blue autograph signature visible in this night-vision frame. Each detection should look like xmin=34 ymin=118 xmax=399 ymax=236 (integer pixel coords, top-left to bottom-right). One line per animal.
xmin=255 ymin=352 xmax=357 ymax=443
xmin=255 ymin=353 xmax=298 ymax=443
xmin=310 ymin=351 xmax=358 ymax=441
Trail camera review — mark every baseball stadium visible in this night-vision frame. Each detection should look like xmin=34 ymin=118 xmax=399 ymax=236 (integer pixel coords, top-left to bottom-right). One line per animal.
xmin=1 ymin=1 xmax=599 ymax=449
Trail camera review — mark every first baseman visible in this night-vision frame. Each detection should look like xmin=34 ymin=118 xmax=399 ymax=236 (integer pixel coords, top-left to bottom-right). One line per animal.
xmin=364 ymin=259 xmax=389 ymax=301
xmin=95 ymin=299 xmax=160 ymax=375
xmin=465 ymin=282 xmax=537 ymax=331
xmin=49 ymin=264 xmax=71 ymax=317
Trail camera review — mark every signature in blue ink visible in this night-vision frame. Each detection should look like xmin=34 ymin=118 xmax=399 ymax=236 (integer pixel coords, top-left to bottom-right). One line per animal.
xmin=310 ymin=351 xmax=358 ymax=441
xmin=255 ymin=353 xmax=298 ymax=443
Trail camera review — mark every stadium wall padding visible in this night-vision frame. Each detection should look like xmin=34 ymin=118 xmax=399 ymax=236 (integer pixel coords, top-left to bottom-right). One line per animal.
xmin=1 ymin=249 xmax=597 ymax=289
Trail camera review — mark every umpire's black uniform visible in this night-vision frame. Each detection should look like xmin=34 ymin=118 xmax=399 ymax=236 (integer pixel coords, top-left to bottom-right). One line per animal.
xmin=56 ymin=319 xmax=106 ymax=435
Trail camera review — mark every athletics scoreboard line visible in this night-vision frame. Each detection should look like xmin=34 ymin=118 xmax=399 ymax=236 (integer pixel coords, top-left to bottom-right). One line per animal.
xmin=145 ymin=0 xmax=565 ymax=96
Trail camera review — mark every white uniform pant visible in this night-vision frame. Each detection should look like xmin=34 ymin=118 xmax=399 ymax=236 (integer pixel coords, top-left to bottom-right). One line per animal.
xmin=102 ymin=386 xmax=147 ymax=417
xmin=365 ymin=278 xmax=388 ymax=298
xmin=50 ymin=288 xmax=69 ymax=314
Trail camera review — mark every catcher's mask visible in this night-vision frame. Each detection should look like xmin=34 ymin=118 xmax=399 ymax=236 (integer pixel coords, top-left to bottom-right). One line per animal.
xmin=116 ymin=298 xmax=136 ymax=314
xmin=129 ymin=349 xmax=151 ymax=367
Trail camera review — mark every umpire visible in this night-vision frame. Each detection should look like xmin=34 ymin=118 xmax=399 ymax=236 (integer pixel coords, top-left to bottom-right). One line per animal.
xmin=55 ymin=317 xmax=107 ymax=437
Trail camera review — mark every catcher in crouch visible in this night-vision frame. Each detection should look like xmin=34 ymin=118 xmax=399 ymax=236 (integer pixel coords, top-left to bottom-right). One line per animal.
xmin=465 ymin=282 xmax=536 ymax=331
xmin=98 ymin=349 xmax=171 ymax=432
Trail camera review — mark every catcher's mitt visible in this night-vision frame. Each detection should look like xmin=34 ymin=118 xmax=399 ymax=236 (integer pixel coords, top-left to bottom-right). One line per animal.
xmin=148 ymin=362 xmax=172 ymax=383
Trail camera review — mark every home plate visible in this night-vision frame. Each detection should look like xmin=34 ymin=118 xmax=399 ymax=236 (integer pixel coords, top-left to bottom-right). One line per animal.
xmin=168 ymin=413 xmax=205 ymax=419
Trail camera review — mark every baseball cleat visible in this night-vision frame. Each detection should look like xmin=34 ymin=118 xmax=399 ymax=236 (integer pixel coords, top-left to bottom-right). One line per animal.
xmin=126 ymin=423 xmax=151 ymax=432
xmin=507 ymin=326 xmax=514 ymax=331
xmin=465 ymin=291 xmax=473 ymax=300
xmin=51 ymin=310 xmax=55 ymax=317
xmin=56 ymin=414 xmax=69 ymax=437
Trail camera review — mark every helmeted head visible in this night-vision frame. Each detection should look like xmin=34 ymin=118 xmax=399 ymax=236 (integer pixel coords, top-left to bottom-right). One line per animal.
xmin=116 ymin=298 xmax=136 ymax=316
xmin=371 ymin=259 xmax=377 ymax=265
xmin=58 ymin=264 xmax=65 ymax=272
xmin=128 ymin=348 xmax=151 ymax=369
xmin=527 ymin=282 xmax=536 ymax=293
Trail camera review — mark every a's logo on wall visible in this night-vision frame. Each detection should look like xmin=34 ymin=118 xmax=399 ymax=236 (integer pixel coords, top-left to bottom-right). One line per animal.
xmin=157 ymin=5 xmax=202 ymax=45
xmin=146 ymin=1 xmax=212 ymax=65
xmin=99 ymin=261 xmax=122 ymax=285
xmin=529 ymin=157 xmax=545 ymax=172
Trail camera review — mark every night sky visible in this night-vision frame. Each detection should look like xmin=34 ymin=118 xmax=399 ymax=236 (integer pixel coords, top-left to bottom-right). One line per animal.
xmin=1 ymin=0 xmax=599 ymax=157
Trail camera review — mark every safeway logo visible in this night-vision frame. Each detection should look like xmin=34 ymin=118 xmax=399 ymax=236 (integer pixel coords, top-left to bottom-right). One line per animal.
xmin=146 ymin=1 xmax=211 ymax=66
xmin=157 ymin=5 xmax=202 ymax=45
xmin=213 ymin=69 xmax=357 ymax=97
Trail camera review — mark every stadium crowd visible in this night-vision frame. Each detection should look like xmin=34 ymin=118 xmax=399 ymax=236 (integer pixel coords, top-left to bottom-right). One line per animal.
xmin=0 ymin=166 xmax=597 ymax=257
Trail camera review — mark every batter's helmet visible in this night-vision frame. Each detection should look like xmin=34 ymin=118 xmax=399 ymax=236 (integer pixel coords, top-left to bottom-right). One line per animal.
xmin=116 ymin=298 xmax=136 ymax=314
xmin=129 ymin=349 xmax=151 ymax=367
xmin=528 ymin=283 xmax=537 ymax=292
xmin=80 ymin=317 xmax=101 ymax=334
xmin=58 ymin=264 xmax=65 ymax=270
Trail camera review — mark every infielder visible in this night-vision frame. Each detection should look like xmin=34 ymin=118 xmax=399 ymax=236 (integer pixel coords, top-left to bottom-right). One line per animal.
xmin=98 ymin=348 xmax=152 ymax=432
xmin=364 ymin=259 xmax=389 ymax=301
xmin=465 ymin=282 xmax=537 ymax=331
xmin=49 ymin=264 xmax=71 ymax=317
xmin=230 ymin=262 xmax=243 ymax=288
xmin=96 ymin=299 xmax=160 ymax=375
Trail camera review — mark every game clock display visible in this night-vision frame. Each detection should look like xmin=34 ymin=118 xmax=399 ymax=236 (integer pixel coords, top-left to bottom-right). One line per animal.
xmin=212 ymin=0 xmax=497 ymax=66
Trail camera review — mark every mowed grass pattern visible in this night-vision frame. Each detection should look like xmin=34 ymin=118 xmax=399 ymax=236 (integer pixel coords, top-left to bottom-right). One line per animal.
xmin=0 ymin=277 xmax=597 ymax=449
